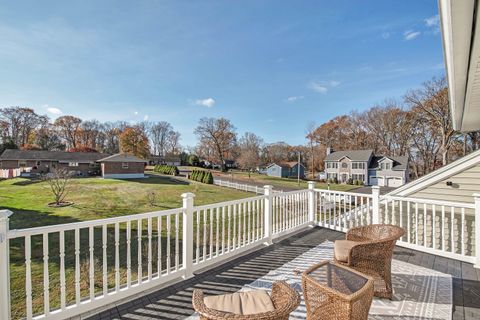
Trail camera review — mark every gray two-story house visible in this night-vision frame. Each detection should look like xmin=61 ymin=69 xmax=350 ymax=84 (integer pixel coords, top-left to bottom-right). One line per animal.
xmin=324 ymin=148 xmax=408 ymax=187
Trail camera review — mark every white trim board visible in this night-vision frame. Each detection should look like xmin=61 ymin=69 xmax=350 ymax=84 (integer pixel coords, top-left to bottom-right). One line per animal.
xmin=102 ymin=173 xmax=145 ymax=179
xmin=387 ymin=149 xmax=480 ymax=197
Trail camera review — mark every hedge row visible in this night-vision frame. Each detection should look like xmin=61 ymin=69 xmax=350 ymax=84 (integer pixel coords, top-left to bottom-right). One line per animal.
xmin=154 ymin=165 xmax=179 ymax=175
xmin=189 ymin=170 xmax=213 ymax=184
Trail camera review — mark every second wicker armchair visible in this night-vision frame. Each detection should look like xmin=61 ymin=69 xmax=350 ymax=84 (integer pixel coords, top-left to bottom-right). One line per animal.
xmin=333 ymin=224 xmax=405 ymax=299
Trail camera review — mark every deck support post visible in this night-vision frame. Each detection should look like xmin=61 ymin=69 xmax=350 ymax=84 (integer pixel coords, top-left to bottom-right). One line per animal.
xmin=0 ymin=209 xmax=12 ymax=320
xmin=474 ymin=194 xmax=480 ymax=269
xmin=182 ymin=193 xmax=195 ymax=279
xmin=308 ymin=181 xmax=316 ymax=226
xmin=264 ymin=185 xmax=274 ymax=245
xmin=372 ymin=186 xmax=380 ymax=225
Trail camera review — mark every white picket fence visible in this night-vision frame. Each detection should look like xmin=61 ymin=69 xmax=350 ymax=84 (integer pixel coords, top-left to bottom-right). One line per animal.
xmin=213 ymin=178 xmax=287 ymax=194
xmin=0 ymin=183 xmax=479 ymax=320
xmin=0 ymin=168 xmax=23 ymax=179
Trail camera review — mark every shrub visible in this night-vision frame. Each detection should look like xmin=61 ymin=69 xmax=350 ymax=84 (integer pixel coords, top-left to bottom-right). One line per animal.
xmin=333 ymin=177 xmax=338 ymax=184
xmin=155 ymin=164 xmax=179 ymax=175
xmin=203 ymin=171 xmax=213 ymax=184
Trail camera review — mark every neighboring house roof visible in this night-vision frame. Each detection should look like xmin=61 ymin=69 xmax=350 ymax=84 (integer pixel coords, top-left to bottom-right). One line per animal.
xmin=281 ymin=161 xmax=305 ymax=168
xmin=0 ymin=149 xmax=109 ymax=163
xmin=268 ymin=162 xmax=304 ymax=169
xmin=369 ymin=155 xmax=409 ymax=171
xmin=387 ymin=148 xmax=480 ymax=197
xmin=325 ymin=150 xmax=373 ymax=162
xmin=98 ymin=153 xmax=147 ymax=163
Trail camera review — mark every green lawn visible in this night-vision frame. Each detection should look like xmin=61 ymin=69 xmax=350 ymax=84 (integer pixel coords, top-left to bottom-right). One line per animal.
xmin=1 ymin=174 xmax=255 ymax=318
xmin=0 ymin=174 xmax=250 ymax=230
xmin=218 ymin=171 xmax=360 ymax=192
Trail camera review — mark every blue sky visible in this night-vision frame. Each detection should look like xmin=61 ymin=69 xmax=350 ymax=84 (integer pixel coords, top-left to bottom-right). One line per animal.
xmin=0 ymin=1 xmax=444 ymax=147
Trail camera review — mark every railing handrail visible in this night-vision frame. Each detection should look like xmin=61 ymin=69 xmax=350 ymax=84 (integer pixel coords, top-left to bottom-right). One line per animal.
xmin=314 ymin=188 xmax=374 ymax=198
xmin=381 ymin=194 xmax=475 ymax=209
xmin=7 ymin=207 xmax=185 ymax=239
xmin=193 ymin=194 xmax=267 ymax=211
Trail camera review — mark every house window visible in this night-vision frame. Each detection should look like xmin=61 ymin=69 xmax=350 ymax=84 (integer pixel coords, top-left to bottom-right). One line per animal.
xmin=341 ymin=162 xmax=348 ymax=168
xmin=89 ymin=163 xmax=96 ymax=168
xmin=381 ymin=162 xmax=391 ymax=170
xmin=122 ymin=162 xmax=129 ymax=169
xmin=19 ymin=160 xmax=27 ymax=167
xmin=69 ymin=162 xmax=79 ymax=167
xmin=352 ymin=174 xmax=365 ymax=181
xmin=36 ymin=161 xmax=41 ymax=166
xmin=352 ymin=162 xmax=365 ymax=169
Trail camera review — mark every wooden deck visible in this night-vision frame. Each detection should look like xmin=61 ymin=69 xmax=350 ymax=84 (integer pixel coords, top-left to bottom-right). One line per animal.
xmin=82 ymin=227 xmax=480 ymax=320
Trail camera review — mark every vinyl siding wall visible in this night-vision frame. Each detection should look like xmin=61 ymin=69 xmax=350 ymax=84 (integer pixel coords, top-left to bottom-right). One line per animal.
xmin=408 ymin=163 xmax=480 ymax=203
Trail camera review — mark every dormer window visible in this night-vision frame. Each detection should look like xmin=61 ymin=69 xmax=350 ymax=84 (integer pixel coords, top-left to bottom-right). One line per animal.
xmin=380 ymin=162 xmax=391 ymax=170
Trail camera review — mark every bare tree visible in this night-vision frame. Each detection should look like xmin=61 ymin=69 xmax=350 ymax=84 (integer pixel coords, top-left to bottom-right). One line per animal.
xmin=0 ymin=107 xmax=46 ymax=147
xmin=237 ymin=132 xmax=264 ymax=171
xmin=151 ymin=121 xmax=172 ymax=156
xmin=194 ymin=117 xmax=237 ymax=172
xmin=166 ymin=130 xmax=181 ymax=155
xmin=43 ymin=167 xmax=73 ymax=206
xmin=54 ymin=115 xmax=82 ymax=149
xmin=404 ymin=77 xmax=455 ymax=166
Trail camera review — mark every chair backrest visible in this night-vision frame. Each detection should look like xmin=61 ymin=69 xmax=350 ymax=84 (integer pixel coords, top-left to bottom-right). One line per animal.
xmin=361 ymin=224 xmax=405 ymax=242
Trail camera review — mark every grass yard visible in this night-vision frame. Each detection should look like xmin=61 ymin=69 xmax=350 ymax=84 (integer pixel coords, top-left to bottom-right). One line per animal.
xmin=217 ymin=171 xmax=360 ymax=192
xmin=1 ymin=174 xmax=255 ymax=318
xmin=0 ymin=174 xmax=249 ymax=230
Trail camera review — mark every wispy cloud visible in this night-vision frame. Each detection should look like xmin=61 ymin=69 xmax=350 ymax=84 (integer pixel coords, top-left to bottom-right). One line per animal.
xmin=308 ymin=80 xmax=340 ymax=94
xmin=329 ymin=80 xmax=340 ymax=87
xmin=195 ymin=98 xmax=216 ymax=108
xmin=381 ymin=32 xmax=390 ymax=39
xmin=403 ymin=30 xmax=421 ymax=41
xmin=286 ymin=96 xmax=304 ymax=102
xmin=425 ymin=15 xmax=440 ymax=34
xmin=45 ymin=105 xmax=62 ymax=115
xmin=425 ymin=15 xmax=439 ymax=27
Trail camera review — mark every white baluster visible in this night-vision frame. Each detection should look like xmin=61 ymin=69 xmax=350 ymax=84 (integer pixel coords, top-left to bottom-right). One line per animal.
xmin=75 ymin=228 xmax=80 ymax=306
xmin=148 ymin=218 xmax=153 ymax=280
xmin=25 ymin=235 xmax=33 ymax=319
xmin=157 ymin=217 xmax=162 ymax=277
xmin=58 ymin=231 xmax=66 ymax=311
xmin=115 ymin=222 xmax=120 ymax=290
xmin=43 ymin=233 xmax=50 ymax=315
xmin=89 ymin=226 xmax=94 ymax=300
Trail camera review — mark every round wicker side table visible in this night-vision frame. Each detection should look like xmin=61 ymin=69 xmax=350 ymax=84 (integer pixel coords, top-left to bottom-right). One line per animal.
xmin=302 ymin=260 xmax=374 ymax=320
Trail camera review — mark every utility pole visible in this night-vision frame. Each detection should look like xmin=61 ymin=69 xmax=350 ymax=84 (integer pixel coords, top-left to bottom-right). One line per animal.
xmin=298 ymin=151 xmax=301 ymax=186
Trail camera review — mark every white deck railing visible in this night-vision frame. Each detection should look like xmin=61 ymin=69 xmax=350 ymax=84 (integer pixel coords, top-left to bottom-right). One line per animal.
xmin=0 ymin=183 xmax=479 ymax=320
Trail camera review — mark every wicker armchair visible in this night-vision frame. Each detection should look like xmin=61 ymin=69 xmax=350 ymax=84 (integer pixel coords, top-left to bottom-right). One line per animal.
xmin=192 ymin=281 xmax=300 ymax=320
xmin=333 ymin=224 xmax=405 ymax=299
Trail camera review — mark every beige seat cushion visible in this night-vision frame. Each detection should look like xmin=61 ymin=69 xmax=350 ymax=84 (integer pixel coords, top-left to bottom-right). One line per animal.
xmin=334 ymin=240 xmax=357 ymax=262
xmin=203 ymin=289 xmax=275 ymax=315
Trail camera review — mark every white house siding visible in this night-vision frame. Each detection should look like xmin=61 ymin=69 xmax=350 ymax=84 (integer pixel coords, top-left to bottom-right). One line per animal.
xmin=408 ymin=163 xmax=480 ymax=203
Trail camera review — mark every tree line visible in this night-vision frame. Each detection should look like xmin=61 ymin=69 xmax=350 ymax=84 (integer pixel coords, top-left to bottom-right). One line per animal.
xmin=0 ymin=110 xmax=182 ymax=158
xmin=2 ymin=76 xmax=475 ymax=179
xmin=306 ymin=77 xmax=480 ymax=179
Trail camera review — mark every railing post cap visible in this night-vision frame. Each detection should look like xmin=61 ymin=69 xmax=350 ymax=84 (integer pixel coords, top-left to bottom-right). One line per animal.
xmin=263 ymin=185 xmax=273 ymax=189
xmin=181 ymin=192 xmax=196 ymax=198
xmin=308 ymin=181 xmax=316 ymax=188
xmin=372 ymin=186 xmax=380 ymax=190
xmin=0 ymin=209 xmax=13 ymax=219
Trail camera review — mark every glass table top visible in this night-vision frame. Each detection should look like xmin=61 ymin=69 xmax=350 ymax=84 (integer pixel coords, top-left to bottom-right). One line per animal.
xmin=305 ymin=261 xmax=369 ymax=295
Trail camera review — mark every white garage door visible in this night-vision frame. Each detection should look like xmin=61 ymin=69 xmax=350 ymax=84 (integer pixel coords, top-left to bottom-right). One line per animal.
xmin=387 ymin=177 xmax=402 ymax=187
